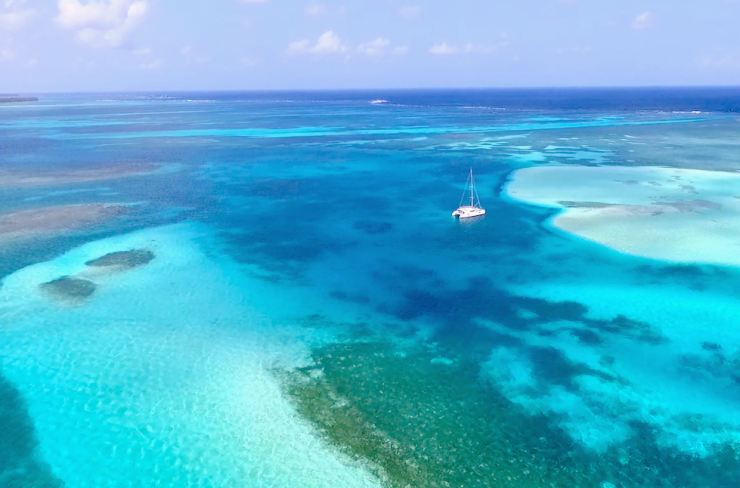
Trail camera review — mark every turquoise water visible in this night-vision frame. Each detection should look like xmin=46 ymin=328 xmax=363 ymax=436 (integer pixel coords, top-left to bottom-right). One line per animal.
xmin=2 ymin=90 xmax=740 ymax=487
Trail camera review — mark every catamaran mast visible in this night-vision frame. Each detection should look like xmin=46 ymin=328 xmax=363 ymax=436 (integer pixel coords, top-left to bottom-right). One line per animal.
xmin=470 ymin=168 xmax=475 ymax=207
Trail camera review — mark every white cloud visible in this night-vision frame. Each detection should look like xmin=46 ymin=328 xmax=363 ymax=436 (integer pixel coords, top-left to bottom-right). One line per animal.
xmin=312 ymin=31 xmax=346 ymax=53
xmin=464 ymin=39 xmax=510 ymax=54
xmin=393 ymin=46 xmax=409 ymax=55
xmin=306 ymin=4 xmax=325 ymax=16
xmin=288 ymin=39 xmax=310 ymax=52
xmin=1 ymin=46 xmax=14 ymax=60
xmin=399 ymin=6 xmax=420 ymax=19
xmin=429 ymin=42 xmax=456 ymax=55
xmin=0 ymin=1 xmax=35 ymax=30
xmin=288 ymin=31 xmax=347 ymax=54
xmin=56 ymin=0 xmax=149 ymax=48
xmin=357 ymin=37 xmax=390 ymax=57
xmin=702 ymin=50 xmax=740 ymax=69
xmin=139 ymin=58 xmax=160 ymax=70
xmin=632 ymin=11 xmax=652 ymax=29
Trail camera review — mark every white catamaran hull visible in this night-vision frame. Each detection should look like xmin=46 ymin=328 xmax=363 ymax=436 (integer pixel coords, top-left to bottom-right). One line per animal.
xmin=452 ymin=168 xmax=486 ymax=219
xmin=452 ymin=206 xmax=486 ymax=219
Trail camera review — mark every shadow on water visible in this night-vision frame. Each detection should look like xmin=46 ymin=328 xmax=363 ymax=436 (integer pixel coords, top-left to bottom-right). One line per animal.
xmin=0 ymin=367 xmax=64 ymax=487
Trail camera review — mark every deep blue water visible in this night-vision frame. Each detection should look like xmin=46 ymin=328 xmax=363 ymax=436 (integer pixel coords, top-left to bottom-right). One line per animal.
xmin=41 ymin=86 xmax=740 ymax=111
xmin=2 ymin=89 xmax=740 ymax=487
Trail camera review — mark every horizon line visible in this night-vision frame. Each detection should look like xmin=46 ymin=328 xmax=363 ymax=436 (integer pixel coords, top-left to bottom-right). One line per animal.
xmin=12 ymin=85 xmax=740 ymax=96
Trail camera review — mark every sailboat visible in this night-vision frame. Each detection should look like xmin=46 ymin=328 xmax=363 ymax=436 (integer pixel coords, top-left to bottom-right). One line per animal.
xmin=452 ymin=168 xmax=486 ymax=219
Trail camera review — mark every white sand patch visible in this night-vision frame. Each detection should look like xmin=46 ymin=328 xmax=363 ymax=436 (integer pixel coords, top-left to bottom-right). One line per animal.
xmin=505 ymin=165 xmax=740 ymax=267
xmin=0 ymin=223 xmax=382 ymax=488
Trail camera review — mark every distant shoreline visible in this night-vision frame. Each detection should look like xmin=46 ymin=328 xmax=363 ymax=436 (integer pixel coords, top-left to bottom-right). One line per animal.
xmin=0 ymin=96 xmax=38 ymax=104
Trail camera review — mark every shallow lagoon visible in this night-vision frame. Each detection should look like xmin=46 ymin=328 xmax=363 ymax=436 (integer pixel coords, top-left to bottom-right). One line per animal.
xmin=505 ymin=165 xmax=740 ymax=266
xmin=2 ymin=90 xmax=740 ymax=487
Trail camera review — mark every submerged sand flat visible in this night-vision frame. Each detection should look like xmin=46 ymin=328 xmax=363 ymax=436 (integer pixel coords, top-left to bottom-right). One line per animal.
xmin=0 ymin=164 xmax=155 ymax=188
xmin=505 ymin=165 xmax=740 ymax=267
xmin=0 ymin=205 xmax=126 ymax=244
xmin=0 ymin=224 xmax=384 ymax=488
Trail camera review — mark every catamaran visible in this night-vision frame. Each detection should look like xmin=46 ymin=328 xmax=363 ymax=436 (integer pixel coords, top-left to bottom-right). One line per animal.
xmin=452 ymin=168 xmax=486 ymax=219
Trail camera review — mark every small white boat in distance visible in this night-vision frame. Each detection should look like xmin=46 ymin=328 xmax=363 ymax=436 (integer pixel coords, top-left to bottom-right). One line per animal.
xmin=452 ymin=168 xmax=486 ymax=219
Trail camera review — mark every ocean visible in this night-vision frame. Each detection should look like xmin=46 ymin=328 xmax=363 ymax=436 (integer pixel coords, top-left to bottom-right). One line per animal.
xmin=1 ymin=88 xmax=740 ymax=487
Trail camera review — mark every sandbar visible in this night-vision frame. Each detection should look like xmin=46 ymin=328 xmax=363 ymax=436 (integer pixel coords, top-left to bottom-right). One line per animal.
xmin=505 ymin=165 xmax=740 ymax=267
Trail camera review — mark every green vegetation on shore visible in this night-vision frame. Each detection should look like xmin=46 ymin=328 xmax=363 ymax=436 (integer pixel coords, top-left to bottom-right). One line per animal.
xmin=0 ymin=96 xmax=38 ymax=103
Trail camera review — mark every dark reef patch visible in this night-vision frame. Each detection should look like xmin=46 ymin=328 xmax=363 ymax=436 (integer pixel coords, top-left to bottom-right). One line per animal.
xmin=702 ymin=341 xmax=722 ymax=352
xmin=677 ymin=350 xmax=740 ymax=391
xmin=390 ymin=276 xmax=667 ymax=352
xmin=659 ymin=199 xmax=722 ymax=212
xmin=638 ymin=264 xmax=713 ymax=279
xmin=330 ymin=290 xmax=371 ymax=305
xmin=567 ymin=327 xmax=604 ymax=345
xmin=40 ymin=276 xmax=96 ymax=301
xmin=635 ymin=263 xmax=735 ymax=293
xmin=217 ymin=199 xmax=361 ymax=279
xmin=558 ymin=201 xmax=615 ymax=209
xmin=353 ymin=220 xmax=394 ymax=235
xmin=241 ymin=178 xmax=333 ymax=199
xmin=527 ymin=346 xmax=618 ymax=392
xmin=282 ymin=339 xmax=740 ymax=488
xmin=282 ymin=342 xmax=579 ymax=488
xmin=0 ymin=367 xmax=64 ymax=487
xmin=85 ymin=249 xmax=154 ymax=269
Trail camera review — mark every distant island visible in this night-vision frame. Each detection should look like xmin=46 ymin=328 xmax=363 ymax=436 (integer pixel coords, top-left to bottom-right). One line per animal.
xmin=0 ymin=95 xmax=38 ymax=103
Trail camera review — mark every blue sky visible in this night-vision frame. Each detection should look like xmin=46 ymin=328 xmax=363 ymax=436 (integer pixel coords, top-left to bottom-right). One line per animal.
xmin=1 ymin=0 xmax=739 ymax=92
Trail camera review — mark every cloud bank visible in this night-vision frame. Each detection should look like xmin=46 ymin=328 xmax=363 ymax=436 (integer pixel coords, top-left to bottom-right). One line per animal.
xmin=56 ymin=0 xmax=149 ymax=47
xmin=0 ymin=1 xmax=36 ymax=30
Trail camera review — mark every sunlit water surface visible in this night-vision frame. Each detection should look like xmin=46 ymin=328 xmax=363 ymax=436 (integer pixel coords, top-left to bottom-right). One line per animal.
xmin=2 ymin=89 xmax=740 ymax=488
